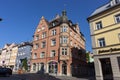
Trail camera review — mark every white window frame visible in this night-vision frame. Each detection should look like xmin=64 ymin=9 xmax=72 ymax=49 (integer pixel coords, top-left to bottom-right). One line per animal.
xmin=60 ymin=36 xmax=68 ymax=44
xmin=42 ymin=32 xmax=46 ymax=39
xmin=35 ymin=35 xmax=39 ymax=40
xmin=62 ymin=48 xmax=67 ymax=55
xmin=50 ymin=50 xmax=56 ymax=57
xmin=51 ymin=29 xmax=56 ymax=36
xmin=61 ymin=26 xmax=67 ymax=32
xmin=51 ymin=39 xmax=56 ymax=46
xmin=41 ymin=41 xmax=46 ymax=48
xmin=96 ymin=21 xmax=102 ymax=30
xmin=98 ymin=38 xmax=106 ymax=47
xmin=33 ymin=53 xmax=37 ymax=59
xmin=34 ymin=43 xmax=39 ymax=49
xmin=115 ymin=14 xmax=120 ymax=23
xmin=40 ymin=52 xmax=45 ymax=58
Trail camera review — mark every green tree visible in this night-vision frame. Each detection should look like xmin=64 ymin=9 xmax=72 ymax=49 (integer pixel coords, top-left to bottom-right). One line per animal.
xmin=86 ymin=52 xmax=90 ymax=63
xmin=22 ymin=58 xmax=28 ymax=71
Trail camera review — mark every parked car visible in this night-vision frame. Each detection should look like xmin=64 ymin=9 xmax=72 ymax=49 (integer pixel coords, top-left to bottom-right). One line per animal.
xmin=0 ymin=67 xmax=12 ymax=77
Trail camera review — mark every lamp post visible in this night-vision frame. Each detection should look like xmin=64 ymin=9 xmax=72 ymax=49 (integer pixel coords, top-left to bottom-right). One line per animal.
xmin=0 ymin=18 xmax=2 ymax=21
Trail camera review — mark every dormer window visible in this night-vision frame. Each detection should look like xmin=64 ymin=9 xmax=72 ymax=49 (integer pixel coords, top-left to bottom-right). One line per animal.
xmin=115 ymin=0 xmax=120 ymax=4
xmin=111 ymin=0 xmax=120 ymax=5
xmin=52 ymin=22 xmax=55 ymax=26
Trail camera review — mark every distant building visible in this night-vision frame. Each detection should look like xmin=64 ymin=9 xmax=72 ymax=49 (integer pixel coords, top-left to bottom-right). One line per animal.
xmin=9 ymin=44 xmax=18 ymax=71
xmin=0 ymin=49 xmax=2 ymax=66
xmin=0 ymin=42 xmax=32 ymax=72
xmin=0 ymin=43 xmax=16 ymax=68
xmin=15 ymin=42 xmax=32 ymax=71
xmin=88 ymin=0 xmax=120 ymax=80
xmin=31 ymin=10 xmax=86 ymax=76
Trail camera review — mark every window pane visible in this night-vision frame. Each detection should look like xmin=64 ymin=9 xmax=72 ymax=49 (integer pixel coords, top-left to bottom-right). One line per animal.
xmin=40 ymin=52 xmax=45 ymax=58
xmin=51 ymin=39 xmax=56 ymax=46
xmin=62 ymin=48 xmax=67 ymax=55
xmin=65 ymin=48 xmax=67 ymax=55
xmin=51 ymin=50 xmax=55 ymax=57
xmin=41 ymin=41 xmax=46 ymax=48
xmin=51 ymin=29 xmax=56 ymax=35
xmin=96 ymin=21 xmax=102 ymax=30
xmin=98 ymin=38 xmax=106 ymax=47
xmin=62 ymin=48 xmax=64 ymax=55
xmin=115 ymin=0 xmax=120 ymax=4
xmin=33 ymin=53 xmax=37 ymax=59
xmin=115 ymin=14 xmax=120 ymax=23
xmin=34 ymin=43 xmax=39 ymax=49
xmin=35 ymin=35 xmax=39 ymax=40
xmin=61 ymin=26 xmax=67 ymax=32
xmin=42 ymin=32 xmax=46 ymax=38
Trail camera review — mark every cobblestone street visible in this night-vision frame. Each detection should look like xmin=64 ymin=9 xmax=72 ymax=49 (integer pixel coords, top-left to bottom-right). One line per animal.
xmin=0 ymin=73 xmax=95 ymax=80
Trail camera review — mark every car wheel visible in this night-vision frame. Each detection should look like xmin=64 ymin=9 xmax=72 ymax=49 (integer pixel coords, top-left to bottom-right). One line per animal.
xmin=5 ymin=73 xmax=10 ymax=77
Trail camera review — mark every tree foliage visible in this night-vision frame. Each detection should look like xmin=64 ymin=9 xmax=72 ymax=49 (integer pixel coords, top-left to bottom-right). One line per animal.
xmin=86 ymin=52 xmax=90 ymax=63
xmin=22 ymin=58 xmax=28 ymax=71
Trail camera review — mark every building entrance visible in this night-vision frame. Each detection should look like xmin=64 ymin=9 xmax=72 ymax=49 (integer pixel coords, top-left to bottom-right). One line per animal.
xmin=48 ymin=61 xmax=57 ymax=74
xmin=100 ymin=58 xmax=113 ymax=80
xmin=62 ymin=62 xmax=67 ymax=75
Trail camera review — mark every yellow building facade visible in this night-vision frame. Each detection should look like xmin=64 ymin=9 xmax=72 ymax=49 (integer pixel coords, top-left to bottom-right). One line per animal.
xmin=88 ymin=0 xmax=120 ymax=80
xmin=9 ymin=46 xmax=18 ymax=71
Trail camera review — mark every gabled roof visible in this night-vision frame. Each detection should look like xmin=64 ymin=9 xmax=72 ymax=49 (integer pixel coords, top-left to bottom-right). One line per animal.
xmin=90 ymin=3 xmax=111 ymax=17
xmin=88 ymin=0 xmax=120 ymax=20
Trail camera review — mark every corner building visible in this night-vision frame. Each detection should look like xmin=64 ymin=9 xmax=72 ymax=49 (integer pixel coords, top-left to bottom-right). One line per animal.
xmin=31 ymin=11 xmax=86 ymax=76
xmin=88 ymin=0 xmax=120 ymax=80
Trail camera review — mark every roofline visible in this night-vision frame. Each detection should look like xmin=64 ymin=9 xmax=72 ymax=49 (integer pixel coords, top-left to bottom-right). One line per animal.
xmin=87 ymin=3 xmax=120 ymax=22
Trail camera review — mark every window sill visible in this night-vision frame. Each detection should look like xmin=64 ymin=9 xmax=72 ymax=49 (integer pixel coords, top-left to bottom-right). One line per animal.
xmin=51 ymin=45 xmax=56 ymax=47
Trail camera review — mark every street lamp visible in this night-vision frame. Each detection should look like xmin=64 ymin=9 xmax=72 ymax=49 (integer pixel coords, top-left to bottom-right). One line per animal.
xmin=0 ymin=18 xmax=2 ymax=21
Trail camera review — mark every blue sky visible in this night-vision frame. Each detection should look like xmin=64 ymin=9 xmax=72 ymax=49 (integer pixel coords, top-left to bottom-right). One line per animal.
xmin=0 ymin=0 xmax=109 ymax=52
